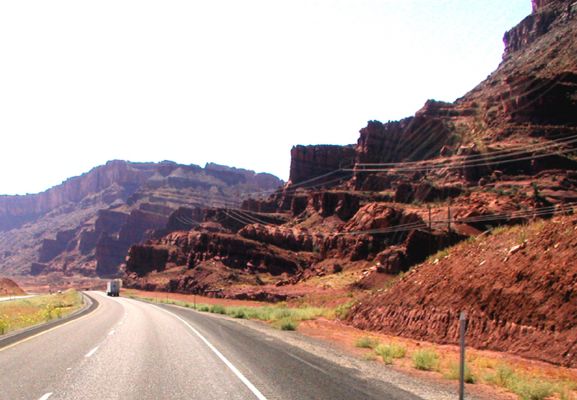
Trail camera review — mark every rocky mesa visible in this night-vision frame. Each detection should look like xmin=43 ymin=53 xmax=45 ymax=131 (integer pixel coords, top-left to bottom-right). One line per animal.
xmin=0 ymin=160 xmax=282 ymax=278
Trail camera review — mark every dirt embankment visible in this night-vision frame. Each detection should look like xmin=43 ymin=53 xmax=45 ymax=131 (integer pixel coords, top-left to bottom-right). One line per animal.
xmin=347 ymin=215 xmax=577 ymax=367
xmin=0 ymin=278 xmax=26 ymax=296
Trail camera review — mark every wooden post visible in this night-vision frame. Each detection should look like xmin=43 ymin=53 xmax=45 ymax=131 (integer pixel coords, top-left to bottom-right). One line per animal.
xmin=459 ymin=311 xmax=468 ymax=400
xmin=448 ymin=202 xmax=452 ymax=233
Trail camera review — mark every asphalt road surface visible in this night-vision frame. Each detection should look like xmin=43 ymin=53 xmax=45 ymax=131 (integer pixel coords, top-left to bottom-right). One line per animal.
xmin=0 ymin=294 xmax=38 ymax=302
xmin=0 ymin=292 xmax=422 ymax=400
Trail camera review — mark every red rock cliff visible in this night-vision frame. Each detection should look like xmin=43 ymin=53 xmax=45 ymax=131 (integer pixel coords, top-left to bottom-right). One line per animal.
xmin=0 ymin=160 xmax=157 ymax=230
xmin=504 ymin=0 xmax=575 ymax=56
xmin=289 ymin=145 xmax=356 ymax=185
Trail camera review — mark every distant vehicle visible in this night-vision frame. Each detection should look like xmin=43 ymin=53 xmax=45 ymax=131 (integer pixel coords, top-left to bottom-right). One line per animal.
xmin=106 ymin=279 xmax=121 ymax=297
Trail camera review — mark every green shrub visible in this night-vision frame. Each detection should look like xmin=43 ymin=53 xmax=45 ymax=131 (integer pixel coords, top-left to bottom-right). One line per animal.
xmin=485 ymin=364 xmax=515 ymax=387
xmin=355 ymin=336 xmax=379 ymax=349
xmin=209 ymin=305 xmax=226 ymax=314
xmin=444 ymin=362 xmax=476 ymax=384
xmin=0 ymin=317 xmax=8 ymax=334
xmin=197 ymin=305 xmax=210 ymax=312
xmin=334 ymin=301 xmax=354 ymax=320
xmin=42 ymin=305 xmax=55 ymax=321
xmin=412 ymin=349 xmax=440 ymax=371
xmin=230 ymin=309 xmax=247 ymax=319
xmin=279 ymin=318 xmax=297 ymax=331
xmin=509 ymin=378 xmax=554 ymax=400
xmin=485 ymin=364 xmax=555 ymax=400
xmin=272 ymin=308 xmax=292 ymax=320
xmin=375 ymin=343 xmax=407 ymax=364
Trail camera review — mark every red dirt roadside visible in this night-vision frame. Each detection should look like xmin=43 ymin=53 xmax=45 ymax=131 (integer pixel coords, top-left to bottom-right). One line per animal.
xmin=125 ymin=288 xmax=577 ymax=400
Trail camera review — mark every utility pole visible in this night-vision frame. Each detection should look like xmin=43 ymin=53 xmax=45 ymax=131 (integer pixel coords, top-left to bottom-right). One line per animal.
xmin=448 ymin=201 xmax=452 ymax=234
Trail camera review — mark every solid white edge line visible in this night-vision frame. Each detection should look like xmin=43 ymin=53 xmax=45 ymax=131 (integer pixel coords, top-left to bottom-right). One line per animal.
xmin=85 ymin=346 xmax=99 ymax=358
xmin=38 ymin=392 xmax=53 ymax=400
xmin=152 ymin=304 xmax=268 ymax=400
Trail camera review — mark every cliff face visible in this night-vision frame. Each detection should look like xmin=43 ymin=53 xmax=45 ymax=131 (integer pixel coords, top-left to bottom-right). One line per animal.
xmin=504 ymin=0 xmax=575 ymax=56
xmin=0 ymin=160 xmax=153 ymax=230
xmin=289 ymin=145 xmax=356 ymax=185
xmin=0 ymin=161 xmax=282 ymax=277
xmin=355 ymin=105 xmax=453 ymax=165
xmin=532 ymin=0 xmax=573 ymax=12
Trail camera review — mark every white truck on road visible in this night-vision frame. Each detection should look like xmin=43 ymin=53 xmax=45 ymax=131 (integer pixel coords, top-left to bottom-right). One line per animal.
xmin=106 ymin=279 xmax=121 ymax=297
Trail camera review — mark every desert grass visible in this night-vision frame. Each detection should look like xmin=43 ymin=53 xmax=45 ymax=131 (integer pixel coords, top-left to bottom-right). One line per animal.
xmin=412 ymin=349 xmax=440 ymax=371
xmin=355 ymin=336 xmax=380 ymax=349
xmin=0 ymin=290 xmax=83 ymax=335
xmin=375 ymin=343 xmax=407 ymax=364
xmin=128 ymin=294 xmax=331 ymax=331
xmin=443 ymin=362 xmax=476 ymax=384
xmin=127 ymin=293 xmax=577 ymax=399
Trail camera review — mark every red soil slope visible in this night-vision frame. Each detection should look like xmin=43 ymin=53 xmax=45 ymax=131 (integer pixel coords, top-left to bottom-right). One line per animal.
xmin=348 ymin=215 xmax=577 ymax=367
xmin=0 ymin=277 xmax=26 ymax=296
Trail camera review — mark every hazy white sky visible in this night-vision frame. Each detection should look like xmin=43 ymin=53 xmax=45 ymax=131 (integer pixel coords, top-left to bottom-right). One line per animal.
xmin=1 ymin=0 xmax=531 ymax=195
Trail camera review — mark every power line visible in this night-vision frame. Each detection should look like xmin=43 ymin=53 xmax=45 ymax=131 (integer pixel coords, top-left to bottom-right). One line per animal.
xmin=347 ymin=146 xmax=577 ymax=174
xmin=354 ymin=133 xmax=577 ymax=168
xmin=228 ymin=209 xmax=272 ymax=226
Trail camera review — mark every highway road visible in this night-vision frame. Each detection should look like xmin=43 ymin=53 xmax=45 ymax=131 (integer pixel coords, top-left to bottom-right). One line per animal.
xmin=0 ymin=294 xmax=38 ymax=302
xmin=0 ymin=292 xmax=423 ymax=400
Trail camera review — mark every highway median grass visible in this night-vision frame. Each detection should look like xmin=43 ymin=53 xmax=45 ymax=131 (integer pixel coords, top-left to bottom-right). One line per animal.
xmin=0 ymin=290 xmax=83 ymax=335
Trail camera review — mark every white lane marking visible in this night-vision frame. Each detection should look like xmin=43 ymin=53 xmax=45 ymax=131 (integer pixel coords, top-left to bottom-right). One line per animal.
xmin=38 ymin=393 xmax=53 ymax=400
xmin=153 ymin=305 xmax=268 ymax=400
xmin=285 ymin=352 xmax=327 ymax=375
xmin=85 ymin=346 xmax=99 ymax=358
xmin=108 ymin=329 xmax=115 ymax=336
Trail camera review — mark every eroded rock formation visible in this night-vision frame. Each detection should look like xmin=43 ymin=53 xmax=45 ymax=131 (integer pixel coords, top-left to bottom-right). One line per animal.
xmin=0 ymin=161 xmax=283 ymax=277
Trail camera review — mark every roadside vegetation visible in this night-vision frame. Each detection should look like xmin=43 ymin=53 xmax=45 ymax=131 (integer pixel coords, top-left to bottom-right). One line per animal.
xmin=127 ymin=290 xmax=577 ymax=400
xmin=412 ymin=349 xmax=440 ymax=371
xmin=0 ymin=290 xmax=83 ymax=335
xmin=127 ymin=294 xmax=331 ymax=330
xmin=354 ymin=337 xmax=576 ymax=400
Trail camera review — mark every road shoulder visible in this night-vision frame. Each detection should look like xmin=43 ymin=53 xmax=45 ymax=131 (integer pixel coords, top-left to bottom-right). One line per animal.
xmin=0 ymin=292 xmax=98 ymax=350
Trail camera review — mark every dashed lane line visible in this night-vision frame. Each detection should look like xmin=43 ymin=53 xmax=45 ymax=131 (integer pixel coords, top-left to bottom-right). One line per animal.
xmin=85 ymin=345 xmax=99 ymax=358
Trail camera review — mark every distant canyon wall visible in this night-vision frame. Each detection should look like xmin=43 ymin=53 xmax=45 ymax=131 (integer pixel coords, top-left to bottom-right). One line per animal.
xmin=0 ymin=161 xmax=155 ymax=229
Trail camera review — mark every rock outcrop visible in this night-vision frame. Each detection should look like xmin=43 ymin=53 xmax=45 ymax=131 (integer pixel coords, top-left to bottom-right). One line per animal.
xmin=0 ymin=160 xmax=153 ymax=231
xmin=289 ymin=145 xmax=356 ymax=185
xmin=0 ymin=161 xmax=283 ymax=277
xmin=355 ymin=109 xmax=453 ymax=166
